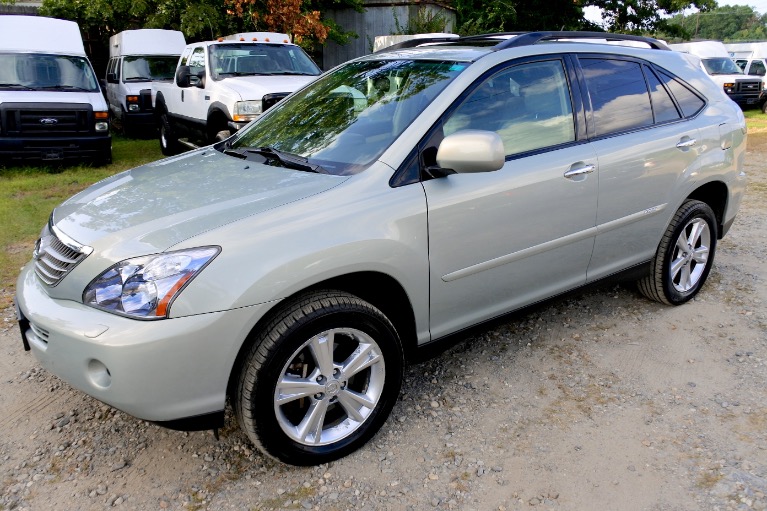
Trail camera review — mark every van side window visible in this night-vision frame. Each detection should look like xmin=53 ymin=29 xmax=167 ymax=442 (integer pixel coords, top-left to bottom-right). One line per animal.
xmin=580 ymin=58 xmax=653 ymax=137
xmin=644 ymin=66 xmax=681 ymax=124
xmin=657 ymin=71 xmax=706 ymax=118
xmin=443 ymin=59 xmax=575 ymax=156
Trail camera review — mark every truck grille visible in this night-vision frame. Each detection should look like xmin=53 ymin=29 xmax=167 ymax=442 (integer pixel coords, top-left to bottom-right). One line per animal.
xmin=262 ymin=93 xmax=290 ymax=111
xmin=33 ymin=225 xmax=91 ymax=287
xmin=0 ymin=102 xmax=93 ymax=136
xmin=735 ymin=80 xmax=761 ymax=94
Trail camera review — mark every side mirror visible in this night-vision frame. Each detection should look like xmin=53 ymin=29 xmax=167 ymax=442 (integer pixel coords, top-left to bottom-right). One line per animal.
xmin=435 ymin=130 xmax=505 ymax=174
xmin=176 ymin=65 xmax=192 ymax=88
xmin=106 ymin=73 xmax=117 ymax=84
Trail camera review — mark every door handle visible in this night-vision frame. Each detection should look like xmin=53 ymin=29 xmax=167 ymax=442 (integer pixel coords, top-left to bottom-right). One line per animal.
xmin=564 ymin=164 xmax=595 ymax=179
xmin=676 ymin=138 xmax=696 ymax=149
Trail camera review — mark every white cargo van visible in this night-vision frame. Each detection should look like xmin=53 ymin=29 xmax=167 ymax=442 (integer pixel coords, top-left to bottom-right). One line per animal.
xmin=105 ymin=30 xmax=186 ymax=136
xmin=670 ymin=40 xmax=763 ymax=108
xmin=0 ymin=16 xmax=111 ymax=165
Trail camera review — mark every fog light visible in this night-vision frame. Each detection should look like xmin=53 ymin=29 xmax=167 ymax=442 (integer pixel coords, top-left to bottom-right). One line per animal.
xmin=87 ymin=359 xmax=111 ymax=388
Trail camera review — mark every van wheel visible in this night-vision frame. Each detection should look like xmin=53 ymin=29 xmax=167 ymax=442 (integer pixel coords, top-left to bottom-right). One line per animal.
xmin=234 ymin=290 xmax=403 ymax=466
xmin=159 ymin=113 xmax=180 ymax=156
xmin=638 ymin=200 xmax=717 ymax=305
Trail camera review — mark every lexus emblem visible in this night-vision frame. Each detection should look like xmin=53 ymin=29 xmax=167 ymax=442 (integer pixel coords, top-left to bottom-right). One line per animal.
xmin=40 ymin=118 xmax=58 ymax=125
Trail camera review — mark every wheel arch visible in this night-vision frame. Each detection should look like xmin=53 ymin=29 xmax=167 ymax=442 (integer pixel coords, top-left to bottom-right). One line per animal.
xmin=226 ymin=271 xmax=418 ymax=399
xmin=207 ymin=104 xmax=231 ymax=139
xmin=686 ymin=181 xmax=728 ymax=239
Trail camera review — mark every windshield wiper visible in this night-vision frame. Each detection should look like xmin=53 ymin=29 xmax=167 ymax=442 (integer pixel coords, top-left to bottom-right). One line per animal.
xmin=36 ymin=85 xmax=92 ymax=92
xmin=224 ymin=146 xmax=328 ymax=174
xmin=0 ymin=83 xmax=35 ymax=90
xmin=124 ymin=77 xmax=152 ymax=81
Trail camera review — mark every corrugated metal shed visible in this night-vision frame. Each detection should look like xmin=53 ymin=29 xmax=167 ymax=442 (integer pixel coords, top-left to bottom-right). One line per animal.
xmin=322 ymin=0 xmax=456 ymax=70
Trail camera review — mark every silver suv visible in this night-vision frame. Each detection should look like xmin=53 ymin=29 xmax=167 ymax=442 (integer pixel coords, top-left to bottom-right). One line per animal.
xmin=15 ymin=32 xmax=747 ymax=465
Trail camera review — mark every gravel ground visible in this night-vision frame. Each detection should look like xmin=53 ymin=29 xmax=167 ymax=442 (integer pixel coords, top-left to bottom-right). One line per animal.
xmin=1 ymin=133 xmax=766 ymax=511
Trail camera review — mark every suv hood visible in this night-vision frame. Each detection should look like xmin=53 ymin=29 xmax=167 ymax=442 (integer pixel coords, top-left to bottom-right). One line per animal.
xmin=224 ymin=75 xmax=316 ymax=100
xmin=53 ymin=149 xmax=346 ymax=256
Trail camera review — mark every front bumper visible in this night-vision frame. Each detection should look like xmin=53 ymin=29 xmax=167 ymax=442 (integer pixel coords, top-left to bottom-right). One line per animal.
xmin=15 ymin=264 xmax=268 ymax=423
xmin=0 ymin=134 xmax=111 ymax=163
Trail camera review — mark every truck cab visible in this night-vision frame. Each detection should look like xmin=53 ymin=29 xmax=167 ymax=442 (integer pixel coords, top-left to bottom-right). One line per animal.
xmin=152 ymin=33 xmax=321 ymax=155
xmin=726 ymin=42 xmax=767 ymax=113
xmin=0 ymin=16 xmax=111 ymax=165
xmin=105 ymin=29 xmax=185 ymax=136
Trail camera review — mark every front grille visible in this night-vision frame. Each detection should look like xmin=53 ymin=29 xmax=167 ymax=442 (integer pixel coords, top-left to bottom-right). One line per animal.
xmin=1 ymin=102 xmax=93 ymax=137
xmin=262 ymin=93 xmax=289 ymax=111
xmin=735 ymin=80 xmax=762 ymax=94
xmin=33 ymin=226 xmax=91 ymax=287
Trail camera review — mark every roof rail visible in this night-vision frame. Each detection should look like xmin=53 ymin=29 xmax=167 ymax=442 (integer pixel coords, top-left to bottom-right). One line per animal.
xmin=375 ymin=31 xmax=670 ymax=53
xmin=494 ymin=31 xmax=670 ymax=51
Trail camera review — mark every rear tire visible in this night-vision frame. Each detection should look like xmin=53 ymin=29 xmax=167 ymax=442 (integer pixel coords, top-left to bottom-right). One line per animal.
xmin=638 ymin=200 xmax=717 ymax=305
xmin=234 ymin=290 xmax=404 ymax=466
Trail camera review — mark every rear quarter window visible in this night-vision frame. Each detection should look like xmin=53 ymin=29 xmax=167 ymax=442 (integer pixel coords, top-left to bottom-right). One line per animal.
xmin=657 ymin=71 xmax=706 ymax=118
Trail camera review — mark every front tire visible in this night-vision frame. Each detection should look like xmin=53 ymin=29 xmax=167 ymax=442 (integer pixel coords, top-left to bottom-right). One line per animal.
xmin=159 ymin=112 xmax=180 ymax=156
xmin=235 ymin=290 xmax=404 ymax=466
xmin=638 ymin=200 xmax=717 ymax=305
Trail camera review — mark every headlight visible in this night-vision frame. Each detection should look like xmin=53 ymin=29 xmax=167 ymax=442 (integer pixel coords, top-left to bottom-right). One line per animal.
xmin=233 ymin=100 xmax=262 ymax=122
xmin=83 ymin=246 xmax=220 ymax=319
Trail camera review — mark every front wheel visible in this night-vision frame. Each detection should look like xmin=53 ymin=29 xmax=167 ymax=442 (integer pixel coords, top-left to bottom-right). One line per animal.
xmin=638 ymin=200 xmax=718 ymax=305
xmin=235 ymin=290 xmax=404 ymax=465
xmin=159 ymin=112 xmax=180 ymax=156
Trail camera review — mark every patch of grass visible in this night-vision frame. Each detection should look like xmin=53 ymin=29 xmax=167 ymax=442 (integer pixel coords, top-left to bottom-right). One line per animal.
xmin=745 ymin=109 xmax=767 ymax=133
xmin=0 ymin=135 xmax=163 ymax=307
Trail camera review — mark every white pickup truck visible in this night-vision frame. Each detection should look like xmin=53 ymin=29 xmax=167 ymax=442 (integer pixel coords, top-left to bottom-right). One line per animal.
xmin=152 ymin=32 xmax=321 ymax=155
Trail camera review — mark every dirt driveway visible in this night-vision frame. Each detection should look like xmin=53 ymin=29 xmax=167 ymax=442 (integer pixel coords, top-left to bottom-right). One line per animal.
xmin=1 ymin=134 xmax=766 ymax=511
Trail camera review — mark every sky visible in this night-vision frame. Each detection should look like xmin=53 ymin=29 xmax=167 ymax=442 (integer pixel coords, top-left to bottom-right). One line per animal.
xmin=585 ymin=1 xmax=767 ymax=26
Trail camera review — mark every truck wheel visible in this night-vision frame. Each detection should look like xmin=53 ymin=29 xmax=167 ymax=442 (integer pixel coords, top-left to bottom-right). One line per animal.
xmin=762 ymin=100 xmax=767 ymax=114
xmin=159 ymin=113 xmax=180 ymax=156
xmin=234 ymin=290 xmax=404 ymax=466
xmin=638 ymin=200 xmax=717 ymax=305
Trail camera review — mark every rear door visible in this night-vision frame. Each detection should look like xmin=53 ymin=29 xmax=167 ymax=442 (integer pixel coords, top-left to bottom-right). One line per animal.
xmin=423 ymin=57 xmax=599 ymax=339
xmin=577 ymin=56 xmax=704 ymax=281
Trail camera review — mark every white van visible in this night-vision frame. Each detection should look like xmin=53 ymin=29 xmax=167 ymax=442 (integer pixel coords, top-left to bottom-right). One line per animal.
xmin=0 ymin=16 xmax=111 ymax=165
xmin=105 ymin=29 xmax=186 ymax=136
xmin=670 ymin=40 xmax=763 ymax=108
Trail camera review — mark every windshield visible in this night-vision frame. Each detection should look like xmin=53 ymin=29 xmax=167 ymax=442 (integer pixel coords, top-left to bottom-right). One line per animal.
xmin=702 ymin=57 xmax=744 ymax=75
xmin=227 ymin=59 xmax=468 ymax=175
xmin=0 ymin=53 xmax=100 ymax=91
xmin=122 ymin=55 xmax=178 ymax=81
xmin=209 ymin=43 xmax=321 ymax=80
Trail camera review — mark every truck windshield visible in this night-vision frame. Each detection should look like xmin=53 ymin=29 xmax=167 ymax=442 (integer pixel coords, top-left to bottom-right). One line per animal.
xmin=122 ymin=56 xmax=178 ymax=81
xmin=227 ymin=59 xmax=468 ymax=175
xmin=209 ymin=43 xmax=321 ymax=80
xmin=702 ymin=58 xmax=744 ymax=75
xmin=0 ymin=53 xmax=100 ymax=92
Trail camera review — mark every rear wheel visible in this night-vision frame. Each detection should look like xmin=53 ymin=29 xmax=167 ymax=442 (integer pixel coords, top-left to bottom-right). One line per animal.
xmin=235 ymin=290 xmax=404 ymax=466
xmin=638 ymin=200 xmax=717 ymax=305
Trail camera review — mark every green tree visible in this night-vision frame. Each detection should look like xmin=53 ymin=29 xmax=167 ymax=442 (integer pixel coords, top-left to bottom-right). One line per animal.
xmin=586 ymin=0 xmax=717 ymax=34
xmin=663 ymin=5 xmax=767 ymax=41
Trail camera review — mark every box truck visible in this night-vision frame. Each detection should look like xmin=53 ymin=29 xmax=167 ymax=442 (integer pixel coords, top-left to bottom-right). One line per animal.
xmin=105 ymin=29 xmax=186 ymax=136
xmin=0 ymin=16 xmax=111 ymax=164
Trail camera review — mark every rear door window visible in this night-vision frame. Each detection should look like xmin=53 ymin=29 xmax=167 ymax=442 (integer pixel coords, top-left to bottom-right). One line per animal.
xmin=580 ymin=58 xmax=653 ymax=137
